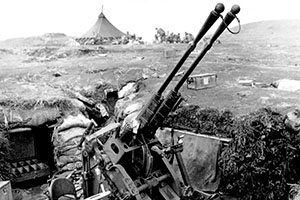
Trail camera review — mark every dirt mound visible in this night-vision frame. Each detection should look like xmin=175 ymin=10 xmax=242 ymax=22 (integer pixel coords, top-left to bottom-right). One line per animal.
xmin=166 ymin=106 xmax=300 ymax=200
xmin=219 ymin=108 xmax=300 ymax=200
xmin=0 ymin=48 xmax=14 ymax=55
xmin=43 ymin=33 xmax=66 ymax=38
xmin=0 ymin=33 xmax=76 ymax=48
xmin=23 ymin=46 xmax=107 ymax=62
xmin=163 ymin=105 xmax=235 ymax=138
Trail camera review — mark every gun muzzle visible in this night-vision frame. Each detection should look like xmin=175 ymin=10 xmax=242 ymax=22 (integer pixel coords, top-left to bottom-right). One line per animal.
xmin=208 ymin=5 xmax=241 ymax=46
xmin=191 ymin=3 xmax=225 ymax=49
xmin=157 ymin=3 xmax=225 ymax=95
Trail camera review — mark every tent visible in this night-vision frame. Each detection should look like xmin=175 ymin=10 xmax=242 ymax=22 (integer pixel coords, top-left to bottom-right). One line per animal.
xmin=81 ymin=11 xmax=125 ymax=39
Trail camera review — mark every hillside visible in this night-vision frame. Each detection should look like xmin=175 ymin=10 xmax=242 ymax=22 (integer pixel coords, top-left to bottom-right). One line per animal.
xmin=1 ymin=19 xmax=300 ymax=116
xmin=220 ymin=19 xmax=300 ymax=46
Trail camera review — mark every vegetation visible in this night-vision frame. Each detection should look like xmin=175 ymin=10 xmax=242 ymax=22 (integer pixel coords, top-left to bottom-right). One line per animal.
xmin=164 ymin=106 xmax=300 ymax=200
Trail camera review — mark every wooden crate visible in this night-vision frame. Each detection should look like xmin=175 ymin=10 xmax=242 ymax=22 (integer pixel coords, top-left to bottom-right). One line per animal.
xmin=0 ymin=181 xmax=13 ymax=200
xmin=186 ymin=73 xmax=217 ymax=90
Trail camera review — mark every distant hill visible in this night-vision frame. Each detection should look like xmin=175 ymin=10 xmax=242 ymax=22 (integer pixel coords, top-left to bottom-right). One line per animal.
xmin=1 ymin=20 xmax=300 ymax=48
xmin=220 ymin=19 xmax=300 ymax=46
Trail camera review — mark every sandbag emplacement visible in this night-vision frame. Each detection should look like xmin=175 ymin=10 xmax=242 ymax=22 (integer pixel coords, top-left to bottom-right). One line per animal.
xmin=0 ymin=98 xmax=81 ymax=131
xmin=52 ymin=114 xmax=91 ymax=173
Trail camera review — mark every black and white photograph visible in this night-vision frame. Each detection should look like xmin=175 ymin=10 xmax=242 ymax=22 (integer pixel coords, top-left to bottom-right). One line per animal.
xmin=1 ymin=0 xmax=300 ymax=199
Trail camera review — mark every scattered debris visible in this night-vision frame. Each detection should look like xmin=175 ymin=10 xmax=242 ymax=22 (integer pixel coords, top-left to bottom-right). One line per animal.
xmin=85 ymin=68 xmax=108 ymax=74
xmin=133 ymin=56 xmax=144 ymax=60
xmin=52 ymin=72 xmax=62 ymax=77
xmin=98 ymin=53 xmax=108 ymax=57
xmin=238 ymin=79 xmax=271 ymax=88
xmin=238 ymin=79 xmax=254 ymax=86
xmin=237 ymin=90 xmax=252 ymax=98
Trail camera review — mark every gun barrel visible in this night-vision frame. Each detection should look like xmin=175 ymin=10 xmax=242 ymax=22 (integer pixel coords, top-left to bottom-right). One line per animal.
xmin=137 ymin=3 xmax=225 ymax=131
xmin=174 ymin=5 xmax=240 ymax=91
xmin=144 ymin=5 xmax=241 ymax=138
xmin=157 ymin=3 xmax=225 ymax=95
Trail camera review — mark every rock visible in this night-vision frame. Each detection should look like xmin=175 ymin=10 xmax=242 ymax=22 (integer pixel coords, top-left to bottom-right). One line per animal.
xmin=272 ymin=79 xmax=300 ymax=92
xmin=289 ymin=184 xmax=300 ymax=200
xmin=237 ymin=90 xmax=252 ymax=98
xmin=285 ymin=109 xmax=300 ymax=131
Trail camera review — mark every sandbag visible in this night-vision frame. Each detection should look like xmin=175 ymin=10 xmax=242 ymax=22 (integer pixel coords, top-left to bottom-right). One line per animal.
xmin=54 ymin=146 xmax=81 ymax=160
xmin=0 ymin=107 xmax=60 ymax=127
xmin=118 ymin=82 xmax=137 ymax=99
xmin=26 ymin=108 xmax=61 ymax=127
xmin=56 ymin=114 xmax=91 ymax=132
xmin=52 ymin=114 xmax=91 ymax=172
xmin=57 ymin=146 xmax=81 ymax=157
xmin=52 ymin=127 xmax=86 ymax=147
xmin=0 ymin=108 xmax=29 ymax=127
xmin=61 ymin=162 xmax=82 ymax=172
xmin=56 ymin=155 xmax=82 ymax=168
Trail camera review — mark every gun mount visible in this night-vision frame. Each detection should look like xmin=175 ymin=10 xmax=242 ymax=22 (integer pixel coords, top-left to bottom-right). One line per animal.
xmin=142 ymin=5 xmax=241 ymax=140
xmin=49 ymin=3 xmax=240 ymax=200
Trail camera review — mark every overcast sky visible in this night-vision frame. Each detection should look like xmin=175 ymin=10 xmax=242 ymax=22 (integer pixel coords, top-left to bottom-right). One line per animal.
xmin=0 ymin=0 xmax=300 ymax=42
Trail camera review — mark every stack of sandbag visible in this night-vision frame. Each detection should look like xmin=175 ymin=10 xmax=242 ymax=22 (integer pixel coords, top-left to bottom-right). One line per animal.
xmin=0 ymin=106 xmax=61 ymax=131
xmin=52 ymin=114 xmax=91 ymax=173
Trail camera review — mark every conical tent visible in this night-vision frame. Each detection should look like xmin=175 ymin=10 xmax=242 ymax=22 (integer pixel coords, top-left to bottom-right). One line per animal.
xmin=81 ymin=12 xmax=125 ymax=38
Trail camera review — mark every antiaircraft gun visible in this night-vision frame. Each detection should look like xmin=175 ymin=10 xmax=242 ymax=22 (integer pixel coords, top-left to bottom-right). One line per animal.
xmin=48 ymin=3 xmax=240 ymax=200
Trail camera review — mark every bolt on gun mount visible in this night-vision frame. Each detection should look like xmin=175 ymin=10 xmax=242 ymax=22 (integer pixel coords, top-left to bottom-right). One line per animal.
xmin=137 ymin=5 xmax=241 ymax=141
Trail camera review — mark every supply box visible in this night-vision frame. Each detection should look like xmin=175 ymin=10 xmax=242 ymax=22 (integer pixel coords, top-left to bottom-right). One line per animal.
xmin=186 ymin=73 xmax=217 ymax=90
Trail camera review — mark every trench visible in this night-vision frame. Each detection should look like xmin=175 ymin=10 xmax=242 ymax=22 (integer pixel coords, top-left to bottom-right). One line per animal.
xmin=7 ymin=125 xmax=55 ymax=188
xmin=0 ymin=81 xmax=137 ymax=198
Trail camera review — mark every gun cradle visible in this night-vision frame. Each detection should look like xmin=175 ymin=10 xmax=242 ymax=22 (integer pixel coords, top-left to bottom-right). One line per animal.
xmin=98 ymin=134 xmax=182 ymax=200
